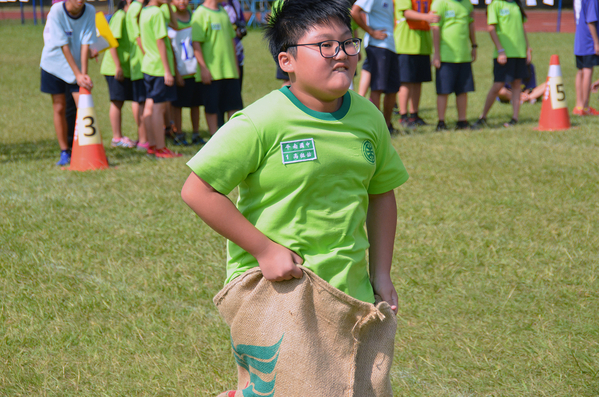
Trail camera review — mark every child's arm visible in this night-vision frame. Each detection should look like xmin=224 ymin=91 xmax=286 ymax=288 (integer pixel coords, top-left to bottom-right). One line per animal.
xmin=431 ymin=25 xmax=441 ymax=69
xmin=404 ymin=9 xmax=440 ymax=24
xmin=487 ymin=25 xmax=506 ymax=65
xmin=366 ymin=190 xmax=398 ymax=314
xmin=523 ymin=26 xmax=532 ymax=65
xmin=157 ymin=37 xmax=174 ymax=86
xmin=62 ymin=44 xmax=93 ymax=90
xmin=590 ymin=22 xmax=599 ymax=55
xmin=350 ymin=4 xmax=387 ymax=41
xmin=166 ymin=1 xmax=178 ymax=30
xmin=137 ymin=37 xmax=146 ymax=55
xmin=192 ymin=41 xmax=213 ymax=84
xmin=469 ymin=13 xmax=477 ymax=62
xmin=109 ymin=47 xmax=124 ymax=81
xmin=181 ymin=172 xmax=304 ymax=281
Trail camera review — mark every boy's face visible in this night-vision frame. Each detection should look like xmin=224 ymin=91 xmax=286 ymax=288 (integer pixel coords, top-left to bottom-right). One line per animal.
xmin=173 ymin=0 xmax=188 ymax=11
xmin=66 ymin=0 xmax=86 ymax=14
xmin=280 ymin=20 xmax=358 ymax=104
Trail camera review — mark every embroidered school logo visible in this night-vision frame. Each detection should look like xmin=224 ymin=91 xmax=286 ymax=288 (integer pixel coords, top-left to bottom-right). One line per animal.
xmin=499 ymin=8 xmax=510 ymax=16
xmin=232 ymin=335 xmax=283 ymax=397
xmin=65 ymin=30 xmax=73 ymax=37
xmin=211 ymin=23 xmax=222 ymax=30
xmin=281 ymin=138 xmax=317 ymax=164
xmin=445 ymin=10 xmax=455 ymax=18
xmin=362 ymin=140 xmax=375 ymax=165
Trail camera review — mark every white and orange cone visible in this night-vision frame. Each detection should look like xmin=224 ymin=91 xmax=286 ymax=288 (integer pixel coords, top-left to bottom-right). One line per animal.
xmin=69 ymin=87 xmax=109 ymax=171
xmin=537 ymin=55 xmax=571 ymax=131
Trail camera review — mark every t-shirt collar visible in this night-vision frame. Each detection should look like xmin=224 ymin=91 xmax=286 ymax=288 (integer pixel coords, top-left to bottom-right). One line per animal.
xmin=279 ymin=86 xmax=351 ymax=121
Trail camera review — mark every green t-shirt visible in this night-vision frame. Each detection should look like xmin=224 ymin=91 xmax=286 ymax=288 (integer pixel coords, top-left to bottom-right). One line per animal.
xmin=100 ymin=9 xmax=131 ymax=77
xmin=394 ymin=0 xmax=433 ymax=55
xmin=191 ymin=5 xmax=239 ymax=81
xmin=430 ymin=0 xmax=473 ymax=63
xmin=126 ymin=0 xmax=144 ymax=81
xmin=487 ymin=0 xmax=527 ymax=58
xmin=140 ymin=5 xmax=175 ymax=77
xmin=187 ymin=87 xmax=409 ymax=303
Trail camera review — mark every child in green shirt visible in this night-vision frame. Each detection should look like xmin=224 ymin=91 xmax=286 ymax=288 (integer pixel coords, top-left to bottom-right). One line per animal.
xmin=182 ymin=0 xmax=408 ymax=394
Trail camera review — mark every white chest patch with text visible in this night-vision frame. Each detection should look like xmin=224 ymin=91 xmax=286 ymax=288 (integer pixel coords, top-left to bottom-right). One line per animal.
xmin=281 ymin=138 xmax=317 ymax=164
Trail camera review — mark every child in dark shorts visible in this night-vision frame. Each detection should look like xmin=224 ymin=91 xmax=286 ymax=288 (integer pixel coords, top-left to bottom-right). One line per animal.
xmin=431 ymin=0 xmax=477 ymax=131
xmin=471 ymin=0 xmax=532 ymax=129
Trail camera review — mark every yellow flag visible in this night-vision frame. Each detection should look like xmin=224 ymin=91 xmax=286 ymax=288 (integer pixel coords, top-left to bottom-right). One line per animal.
xmin=90 ymin=12 xmax=118 ymax=54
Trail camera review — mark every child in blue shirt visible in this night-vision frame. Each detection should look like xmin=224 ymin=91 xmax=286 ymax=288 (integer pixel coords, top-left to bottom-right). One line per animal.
xmin=40 ymin=0 xmax=96 ymax=166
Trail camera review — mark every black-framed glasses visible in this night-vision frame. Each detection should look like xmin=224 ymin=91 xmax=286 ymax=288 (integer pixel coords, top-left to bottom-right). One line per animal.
xmin=286 ymin=38 xmax=362 ymax=58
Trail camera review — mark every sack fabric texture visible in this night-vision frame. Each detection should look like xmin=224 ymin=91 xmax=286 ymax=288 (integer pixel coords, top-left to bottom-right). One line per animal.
xmin=213 ymin=266 xmax=397 ymax=397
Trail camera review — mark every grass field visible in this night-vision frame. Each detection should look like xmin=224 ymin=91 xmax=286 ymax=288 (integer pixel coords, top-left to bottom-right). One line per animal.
xmin=1 ymin=20 xmax=598 ymax=396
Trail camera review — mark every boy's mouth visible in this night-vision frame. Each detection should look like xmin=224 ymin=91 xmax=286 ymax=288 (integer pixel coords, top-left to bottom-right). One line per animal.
xmin=332 ymin=64 xmax=349 ymax=72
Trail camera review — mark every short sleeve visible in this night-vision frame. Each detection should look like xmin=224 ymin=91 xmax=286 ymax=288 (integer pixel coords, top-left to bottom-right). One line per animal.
xmin=152 ymin=10 xmax=168 ymax=40
xmin=430 ymin=0 xmax=443 ymax=26
xmin=396 ymin=0 xmax=412 ymax=13
xmin=368 ymin=119 xmax=409 ymax=195
xmin=44 ymin=9 xmax=69 ymax=47
xmin=187 ymin=113 xmax=264 ymax=195
xmin=191 ymin=11 xmax=206 ymax=42
xmin=110 ymin=11 xmax=125 ymax=40
xmin=585 ymin=0 xmax=599 ymax=23
xmin=127 ymin=4 xmax=141 ymax=38
xmin=81 ymin=8 xmax=97 ymax=45
xmin=487 ymin=2 xmax=498 ymax=25
xmin=355 ymin=0 xmax=374 ymax=13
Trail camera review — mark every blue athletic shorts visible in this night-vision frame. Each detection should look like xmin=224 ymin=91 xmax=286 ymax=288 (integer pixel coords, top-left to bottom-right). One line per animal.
xmin=40 ymin=68 xmax=79 ymax=95
xmin=435 ymin=62 xmax=475 ymax=95
xmin=493 ymin=58 xmax=527 ymax=83
xmin=105 ymin=75 xmax=134 ymax=102
xmin=365 ymin=46 xmax=400 ymax=93
xmin=132 ymin=79 xmax=147 ymax=103
xmin=361 ymin=56 xmax=371 ymax=73
xmin=398 ymin=54 xmax=432 ymax=83
xmin=575 ymin=54 xmax=599 ymax=70
xmin=172 ymin=78 xmax=203 ymax=108
xmin=143 ymin=74 xmax=177 ymax=103
xmin=202 ymin=79 xmax=243 ymax=114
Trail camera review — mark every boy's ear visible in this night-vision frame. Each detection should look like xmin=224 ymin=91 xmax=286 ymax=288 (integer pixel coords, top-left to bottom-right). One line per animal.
xmin=278 ymin=51 xmax=295 ymax=74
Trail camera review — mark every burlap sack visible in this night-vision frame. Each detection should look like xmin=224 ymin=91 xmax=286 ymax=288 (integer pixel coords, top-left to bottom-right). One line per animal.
xmin=213 ymin=266 xmax=396 ymax=397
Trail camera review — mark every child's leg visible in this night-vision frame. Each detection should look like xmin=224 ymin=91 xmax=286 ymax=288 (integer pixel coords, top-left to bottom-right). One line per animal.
xmin=109 ymin=100 xmax=125 ymax=140
xmin=358 ymin=69 xmax=371 ymax=97
xmin=397 ymin=85 xmax=409 ymax=116
xmin=575 ymin=68 xmax=584 ymax=109
xmin=382 ymin=92 xmax=396 ymax=127
xmin=369 ymin=90 xmax=382 ymax=109
xmin=437 ymin=94 xmax=449 ymax=122
xmin=172 ymin=105 xmax=183 ymax=136
xmin=132 ymin=101 xmax=148 ymax=144
xmin=479 ymin=82 xmax=505 ymax=119
xmin=408 ymin=82 xmax=421 ymax=114
xmin=51 ymin=93 xmax=69 ymax=151
xmin=190 ymin=106 xmax=200 ymax=133
xmin=142 ymin=98 xmax=156 ymax=147
xmin=456 ymin=93 xmax=468 ymax=122
xmin=497 ymin=87 xmax=512 ymax=103
xmin=510 ymin=79 xmax=522 ymax=121
xmin=206 ymin=113 xmax=218 ymax=136
xmin=153 ymin=102 xmax=168 ymax=149
xmin=582 ymin=67 xmax=593 ymax=109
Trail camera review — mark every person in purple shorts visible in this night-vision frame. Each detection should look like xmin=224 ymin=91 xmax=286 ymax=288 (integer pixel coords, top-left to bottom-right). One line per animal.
xmin=573 ymin=0 xmax=599 ymax=116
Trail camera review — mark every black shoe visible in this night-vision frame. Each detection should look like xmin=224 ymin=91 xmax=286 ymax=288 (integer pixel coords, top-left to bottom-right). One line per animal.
xmin=455 ymin=120 xmax=471 ymax=130
xmin=191 ymin=132 xmax=206 ymax=145
xmin=436 ymin=120 xmax=448 ymax=131
xmin=503 ymin=118 xmax=518 ymax=128
xmin=400 ymin=117 xmax=417 ymax=131
xmin=412 ymin=116 xmax=427 ymax=126
xmin=471 ymin=118 xmax=488 ymax=130
xmin=173 ymin=133 xmax=189 ymax=146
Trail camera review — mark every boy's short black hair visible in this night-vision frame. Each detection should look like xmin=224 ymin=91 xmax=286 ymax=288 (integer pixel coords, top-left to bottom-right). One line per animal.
xmin=264 ymin=0 xmax=353 ymax=61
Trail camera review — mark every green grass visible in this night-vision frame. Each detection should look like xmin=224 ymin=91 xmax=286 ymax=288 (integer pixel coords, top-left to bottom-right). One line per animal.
xmin=1 ymin=20 xmax=598 ymax=396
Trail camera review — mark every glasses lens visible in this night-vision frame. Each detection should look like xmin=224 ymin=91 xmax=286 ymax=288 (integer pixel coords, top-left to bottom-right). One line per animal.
xmin=344 ymin=38 xmax=361 ymax=55
xmin=319 ymin=40 xmax=339 ymax=58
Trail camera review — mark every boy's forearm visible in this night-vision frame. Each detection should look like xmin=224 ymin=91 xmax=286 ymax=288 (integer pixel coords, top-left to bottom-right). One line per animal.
xmin=469 ymin=21 xmax=476 ymax=46
xmin=192 ymin=41 xmax=208 ymax=69
xmin=488 ymin=25 xmax=503 ymax=51
xmin=366 ymin=190 xmax=397 ymax=278
xmin=136 ymin=37 xmax=145 ymax=55
xmin=109 ymin=47 xmax=121 ymax=69
xmin=81 ymin=45 xmax=89 ymax=74
xmin=404 ymin=9 xmax=429 ymax=21
xmin=181 ymin=173 xmax=273 ymax=259
xmin=62 ymin=45 xmax=83 ymax=77
xmin=432 ymin=26 xmax=440 ymax=54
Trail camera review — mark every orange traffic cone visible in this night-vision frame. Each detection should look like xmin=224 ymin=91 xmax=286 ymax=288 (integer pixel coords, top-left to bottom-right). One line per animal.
xmin=537 ymin=55 xmax=571 ymax=131
xmin=69 ymin=87 xmax=109 ymax=171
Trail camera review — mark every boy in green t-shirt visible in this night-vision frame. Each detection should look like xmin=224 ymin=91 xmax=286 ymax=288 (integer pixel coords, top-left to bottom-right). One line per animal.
xmin=139 ymin=0 xmax=182 ymax=158
xmin=431 ymin=0 xmax=477 ymax=130
xmin=191 ymin=0 xmax=243 ymax=136
xmin=182 ymin=0 xmax=408 ymax=394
